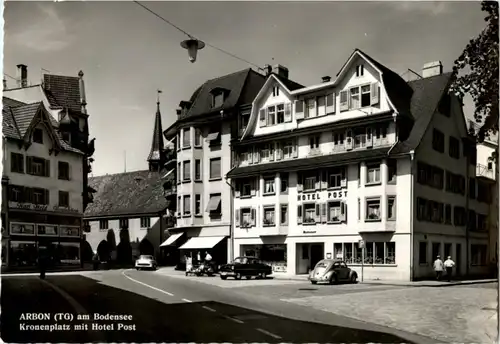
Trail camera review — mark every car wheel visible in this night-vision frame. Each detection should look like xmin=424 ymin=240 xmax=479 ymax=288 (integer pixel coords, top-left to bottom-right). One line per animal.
xmin=259 ymin=272 xmax=265 ymax=279
xmin=330 ymin=275 xmax=338 ymax=285
xmin=235 ymin=273 xmax=241 ymax=280
xmin=136 ymin=268 xmax=139 ymax=271
xmin=220 ymin=275 xmax=227 ymax=280
xmin=311 ymin=281 xmax=317 ymax=285
xmin=245 ymin=276 xmax=252 ymax=280
xmin=350 ymin=273 xmax=358 ymax=283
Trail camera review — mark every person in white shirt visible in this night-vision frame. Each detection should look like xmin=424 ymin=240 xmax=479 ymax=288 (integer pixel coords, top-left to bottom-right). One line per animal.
xmin=444 ymin=256 xmax=455 ymax=282
xmin=433 ymin=255 xmax=444 ymax=281
xmin=205 ymin=251 xmax=212 ymax=262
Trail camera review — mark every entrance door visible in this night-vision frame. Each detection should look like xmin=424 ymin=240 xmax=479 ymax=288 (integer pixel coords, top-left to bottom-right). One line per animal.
xmin=310 ymin=244 xmax=324 ymax=271
xmin=456 ymin=244 xmax=461 ymax=276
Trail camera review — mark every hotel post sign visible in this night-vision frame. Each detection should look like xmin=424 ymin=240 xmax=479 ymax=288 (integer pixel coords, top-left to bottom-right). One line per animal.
xmin=297 ymin=189 xmax=347 ymax=202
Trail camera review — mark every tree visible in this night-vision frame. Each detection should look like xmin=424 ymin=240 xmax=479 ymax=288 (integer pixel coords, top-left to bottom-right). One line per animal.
xmin=449 ymin=1 xmax=499 ymax=143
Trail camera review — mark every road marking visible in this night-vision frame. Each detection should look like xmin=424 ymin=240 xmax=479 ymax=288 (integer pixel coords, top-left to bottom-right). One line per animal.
xmin=202 ymin=306 xmax=216 ymax=312
xmin=121 ymin=271 xmax=174 ymax=296
xmin=182 ymin=298 xmax=193 ymax=303
xmin=256 ymin=328 xmax=282 ymax=339
xmin=225 ymin=316 xmax=244 ymax=324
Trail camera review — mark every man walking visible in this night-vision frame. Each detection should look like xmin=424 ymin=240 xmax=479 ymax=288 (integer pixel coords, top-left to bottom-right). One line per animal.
xmin=444 ymin=256 xmax=455 ymax=282
xmin=433 ymin=255 xmax=444 ymax=281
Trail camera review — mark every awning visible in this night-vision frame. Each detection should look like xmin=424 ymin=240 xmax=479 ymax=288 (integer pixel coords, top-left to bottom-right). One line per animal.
xmin=159 ymin=233 xmax=183 ymax=247
xmin=206 ymin=132 xmax=219 ymax=142
xmin=179 ymin=236 xmax=226 ymax=250
xmin=205 ymin=194 xmax=221 ymax=212
xmin=162 ymin=168 xmax=175 ymax=179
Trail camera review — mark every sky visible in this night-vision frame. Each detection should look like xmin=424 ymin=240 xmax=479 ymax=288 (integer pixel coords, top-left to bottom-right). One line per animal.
xmin=3 ymin=1 xmax=487 ymax=176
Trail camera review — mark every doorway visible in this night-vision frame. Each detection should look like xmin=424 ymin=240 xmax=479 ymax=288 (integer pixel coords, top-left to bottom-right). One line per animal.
xmin=296 ymin=243 xmax=324 ymax=274
xmin=310 ymin=244 xmax=324 ymax=270
xmin=456 ymin=244 xmax=461 ymax=276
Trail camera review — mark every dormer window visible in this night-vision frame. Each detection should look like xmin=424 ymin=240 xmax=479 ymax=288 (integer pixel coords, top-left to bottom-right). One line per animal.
xmin=33 ymin=128 xmax=43 ymax=144
xmin=210 ymin=87 xmax=228 ymax=108
xmin=356 ymin=65 xmax=364 ymax=77
xmin=272 ymin=86 xmax=280 ymax=97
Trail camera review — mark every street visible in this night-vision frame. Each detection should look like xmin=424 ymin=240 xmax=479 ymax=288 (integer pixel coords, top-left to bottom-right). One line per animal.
xmin=1 ymin=269 xmax=438 ymax=343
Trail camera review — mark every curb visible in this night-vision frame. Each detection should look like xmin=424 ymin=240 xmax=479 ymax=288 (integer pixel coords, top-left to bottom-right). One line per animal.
xmin=360 ymin=279 xmax=497 ymax=288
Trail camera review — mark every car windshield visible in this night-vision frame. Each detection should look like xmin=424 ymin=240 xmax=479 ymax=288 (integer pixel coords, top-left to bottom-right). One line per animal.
xmin=234 ymin=257 xmax=248 ymax=264
xmin=139 ymin=255 xmax=153 ymax=260
xmin=315 ymin=261 xmax=329 ymax=268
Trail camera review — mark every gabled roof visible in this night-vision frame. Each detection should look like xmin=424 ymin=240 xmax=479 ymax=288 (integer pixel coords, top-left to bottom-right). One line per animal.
xmin=84 ymin=170 xmax=170 ymax=218
xmin=389 ymin=72 xmax=454 ymax=155
xmin=272 ymin=73 xmax=304 ymax=91
xmin=43 ymin=74 xmax=82 ymax=113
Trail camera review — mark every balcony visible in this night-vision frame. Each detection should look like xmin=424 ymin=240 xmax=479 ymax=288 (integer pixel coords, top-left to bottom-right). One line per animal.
xmin=164 ymin=151 xmax=177 ymax=168
xmin=258 ymin=225 xmax=288 ymax=236
xmin=332 ymin=136 xmax=390 ymax=154
xmin=163 ymin=182 xmax=177 ymax=197
xmin=476 ymin=164 xmax=495 ymax=180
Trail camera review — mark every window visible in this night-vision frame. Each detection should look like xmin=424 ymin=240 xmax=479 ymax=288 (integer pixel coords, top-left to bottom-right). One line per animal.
xmin=349 ymin=87 xmax=360 ymax=109
xmin=477 ymin=214 xmax=487 ymax=231
xmin=267 ymin=106 xmax=276 ymax=126
xmin=207 ymin=128 xmax=221 ymax=146
xmin=209 ymin=158 xmax=221 ymax=180
xmin=444 ymin=204 xmax=452 ymax=224
xmin=239 ymin=178 xmax=253 ymax=197
xmin=366 ymin=163 xmax=380 ymax=184
xmin=333 ymin=132 xmax=345 ymax=146
xmin=263 ymin=206 xmax=275 ymax=226
xmin=240 ymin=208 xmax=252 ymax=227
xmin=387 ymin=159 xmax=397 ymax=183
xmin=177 ymin=196 xmax=181 ymax=216
xmin=99 ymin=220 xmax=108 ymax=230
xmin=212 ymin=93 xmax=224 ymax=108
xmin=277 ymin=104 xmax=285 ymax=124
xmin=366 ymin=198 xmax=381 ymax=221
xmin=343 ymin=243 xmax=353 ymax=263
xmin=453 ymin=206 xmax=466 ymax=226
xmin=183 ymin=195 xmax=191 ymax=216
xmin=280 ymin=173 xmax=289 ymax=193
xmin=328 ymin=168 xmax=345 ymax=188
xmin=206 ymin=193 xmax=222 ymax=215
xmin=304 ymin=175 xmax=316 ymax=191
xmin=303 ymin=203 xmax=316 ymax=224
xmin=194 ymin=129 xmax=202 ymax=147
xmin=183 ymin=161 xmax=191 ymax=181
xmin=417 ymin=162 xmax=444 ymax=189
xmin=264 ymin=177 xmax=275 ymax=194
xmin=195 ymin=160 xmax=201 ymax=181
xmin=449 ymin=136 xmax=460 ymax=159
xmin=309 ymin=135 xmax=320 ymax=149
xmin=195 ymin=194 xmax=201 ymax=215
xmin=471 ymin=244 xmax=487 ymax=266
xmin=27 ymin=157 xmax=49 ymax=177
xmin=468 ymin=210 xmax=477 ymax=231
xmin=387 ymin=196 xmax=396 ymax=220
xmin=328 ymin=201 xmax=342 ymax=222
xmin=32 ymin=188 xmax=49 ymax=205
xmin=58 ymin=191 xmax=69 ymax=207
xmin=10 ymin=153 xmax=24 ymax=173
xmin=385 ymin=242 xmax=395 ymax=264
xmin=119 ymin=218 xmax=129 ymax=229
xmin=239 ymin=113 xmax=249 ymax=133
xmin=488 ymin=161 xmax=493 ymax=170
xmin=432 ymin=129 xmax=445 ymax=153
xmin=305 ymin=98 xmax=315 ymax=118
xmin=356 ymin=65 xmax=364 ymax=77
xmin=316 ymin=96 xmax=326 ymax=117
xmin=33 ymin=128 xmax=43 ymax=144
xmin=83 ymin=221 xmax=90 ymax=233
xmin=58 ymin=161 xmax=70 ymax=180
xmin=283 ymin=140 xmax=295 ymax=159
xmin=183 ymin=128 xmax=191 ymax=148
xmin=361 ymin=85 xmax=371 ymax=107
xmin=280 ymin=205 xmax=288 ymax=225
xmin=140 ymin=217 xmax=151 ymax=228
xmin=260 ymin=143 xmax=273 ymax=161
xmin=419 ymin=242 xmax=428 ymax=264
xmin=272 ymin=86 xmax=280 ymax=97
xmin=8 ymin=185 xmax=23 ymax=202
xmin=432 ymin=243 xmax=441 ymax=260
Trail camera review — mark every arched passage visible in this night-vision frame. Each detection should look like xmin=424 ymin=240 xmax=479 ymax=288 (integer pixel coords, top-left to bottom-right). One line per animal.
xmin=97 ymin=240 xmax=110 ymax=261
xmin=139 ymin=238 xmax=154 ymax=256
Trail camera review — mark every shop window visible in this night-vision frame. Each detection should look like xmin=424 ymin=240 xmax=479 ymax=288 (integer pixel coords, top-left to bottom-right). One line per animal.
xmin=364 ymin=242 xmax=374 ymax=264
xmin=10 ymin=241 xmax=38 ymax=267
xmin=353 ymin=242 xmax=362 ymax=264
xmin=334 ymin=243 xmax=342 ymax=260
xmin=10 ymin=223 xmax=35 ymax=235
xmin=374 ymin=242 xmax=384 ymax=264
xmin=58 ymin=243 xmax=80 ymax=265
xmin=361 ymin=242 xmax=396 ymax=265
xmin=343 ymin=243 xmax=353 ymax=263
xmin=444 ymin=243 xmax=452 ymax=258
xmin=419 ymin=242 xmax=428 ymax=264
xmin=385 ymin=242 xmax=396 ymax=264
xmin=302 ymin=245 xmax=309 ymax=259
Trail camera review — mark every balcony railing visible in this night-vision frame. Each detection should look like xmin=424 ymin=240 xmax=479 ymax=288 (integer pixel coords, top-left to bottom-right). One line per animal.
xmin=163 ymin=183 xmax=177 ymax=197
xmin=476 ymin=164 xmax=495 ymax=179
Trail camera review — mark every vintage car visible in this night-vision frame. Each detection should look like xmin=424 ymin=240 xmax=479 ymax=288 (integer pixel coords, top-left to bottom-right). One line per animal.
xmin=309 ymin=259 xmax=358 ymax=284
xmin=135 ymin=255 xmax=157 ymax=270
xmin=219 ymin=256 xmax=272 ymax=280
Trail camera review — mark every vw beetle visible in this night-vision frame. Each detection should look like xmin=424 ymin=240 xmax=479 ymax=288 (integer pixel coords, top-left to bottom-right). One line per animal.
xmin=309 ymin=259 xmax=358 ymax=284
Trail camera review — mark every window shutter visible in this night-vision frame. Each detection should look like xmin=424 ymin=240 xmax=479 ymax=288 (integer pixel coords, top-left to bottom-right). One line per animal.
xmin=252 ymin=149 xmax=259 ymax=164
xmin=321 ymin=170 xmax=328 ymax=189
xmin=44 ymin=160 xmax=50 ymax=177
xmin=315 ymin=204 xmax=320 ymax=223
xmin=251 ymin=178 xmax=257 ymax=196
xmin=371 ymin=83 xmax=380 ymax=106
xmin=44 ymin=189 xmax=50 ymax=205
xmin=68 ymin=163 xmax=72 ymax=181
xmin=340 ymin=90 xmax=348 ymax=111
xmin=259 ymin=109 xmax=267 ymax=127
xmin=295 ymin=100 xmax=304 ymax=120
xmin=345 ymin=129 xmax=353 ymax=151
xmin=339 ymin=201 xmax=346 ymax=222
xmin=251 ymin=208 xmax=256 ymax=226
xmin=292 ymin=140 xmax=299 ymax=158
xmin=297 ymin=205 xmax=303 ymax=224
xmin=235 ymin=209 xmax=240 ymax=227
xmin=235 ymin=183 xmax=241 ymax=198
xmin=321 ymin=203 xmax=327 ymax=223
xmin=366 ymin=127 xmax=373 ymax=148
xmin=341 ymin=171 xmax=347 ymax=187
xmin=20 ymin=155 xmax=25 ymax=173
xmin=276 ymin=143 xmax=283 ymax=161
xmin=326 ymin=93 xmax=335 ymax=114
xmin=284 ymin=103 xmax=292 ymax=122
xmin=26 ymin=156 xmax=32 ymax=175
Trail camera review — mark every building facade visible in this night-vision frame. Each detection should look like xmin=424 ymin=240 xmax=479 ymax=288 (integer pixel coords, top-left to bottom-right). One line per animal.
xmin=227 ymin=50 xmax=496 ymax=280
xmin=162 ymin=68 xmax=268 ymax=265
xmin=2 ymin=65 xmax=95 ymax=270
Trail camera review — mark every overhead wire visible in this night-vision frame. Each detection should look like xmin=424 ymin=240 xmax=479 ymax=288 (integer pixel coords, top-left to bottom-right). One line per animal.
xmin=133 ymin=1 xmax=264 ymax=71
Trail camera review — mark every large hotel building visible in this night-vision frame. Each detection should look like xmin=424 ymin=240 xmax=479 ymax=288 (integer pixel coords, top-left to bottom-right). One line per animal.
xmin=164 ymin=49 xmax=497 ymax=281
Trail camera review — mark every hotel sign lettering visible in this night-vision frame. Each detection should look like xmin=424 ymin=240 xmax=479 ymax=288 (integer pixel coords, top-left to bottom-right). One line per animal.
xmin=53 ymin=206 xmax=80 ymax=213
xmin=9 ymin=202 xmax=48 ymax=211
xmin=297 ymin=190 xmax=347 ymax=202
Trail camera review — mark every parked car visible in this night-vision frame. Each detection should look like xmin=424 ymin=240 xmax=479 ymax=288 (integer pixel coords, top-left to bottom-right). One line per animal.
xmin=309 ymin=259 xmax=358 ymax=284
xmin=219 ymin=257 xmax=272 ymax=280
xmin=135 ymin=255 xmax=157 ymax=270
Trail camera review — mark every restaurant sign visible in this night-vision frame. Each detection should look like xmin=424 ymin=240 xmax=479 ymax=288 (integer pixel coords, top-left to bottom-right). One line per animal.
xmin=9 ymin=202 xmax=48 ymax=211
xmin=297 ymin=189 xmax=347 ymax=202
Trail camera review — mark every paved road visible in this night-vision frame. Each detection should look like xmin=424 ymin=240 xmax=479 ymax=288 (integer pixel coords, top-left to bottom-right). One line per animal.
xmin=1 ymin=269 xmax=434 ymax=343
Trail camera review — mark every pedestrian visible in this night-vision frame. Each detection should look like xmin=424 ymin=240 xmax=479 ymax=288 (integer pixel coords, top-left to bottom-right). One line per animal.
xmin=433 ymin=255 xmax=444 ymax=281
xmin=39 ymin=253 xmax=47 ymax=280
xmin=444 ymin=256 xmax=455 ymax=282
xmin=204 ymin=251 xmax=212 ymax=263
xmin=197 ymin=251 xmax=201 ymax=264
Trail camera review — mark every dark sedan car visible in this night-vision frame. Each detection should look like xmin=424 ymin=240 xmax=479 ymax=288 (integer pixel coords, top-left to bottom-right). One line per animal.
xmin=219 ymin=257 xmax=272 ymax=280
xmin=309 ymin=259 xmax=358 ymax=284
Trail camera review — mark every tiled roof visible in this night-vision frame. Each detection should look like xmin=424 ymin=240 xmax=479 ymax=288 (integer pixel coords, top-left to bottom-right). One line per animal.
xmin=390 ymin=72 xmax=453 ymax=155
xmin=227 ymin=147 xmax=391 ymax=178
xmin=272 ymin=73 xmax=304 ymax=91
xmin=43 ymin=74 xmax=82 ymax=112
xmin=3 ymin=97 xmax=26 ymax=108
xmin=84 ymin=170 xmax=170 ymax=218
xmin=180 ymin=68 xmax=266 ymax=120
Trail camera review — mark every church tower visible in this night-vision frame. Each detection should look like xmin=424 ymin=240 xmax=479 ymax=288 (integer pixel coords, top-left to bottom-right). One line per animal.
xmin=147 ymin=90 xmax=165 ymax=172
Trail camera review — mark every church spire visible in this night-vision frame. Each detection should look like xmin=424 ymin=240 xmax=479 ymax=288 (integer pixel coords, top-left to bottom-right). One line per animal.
xmin=147 ymin=89 xmax=165 ymax=172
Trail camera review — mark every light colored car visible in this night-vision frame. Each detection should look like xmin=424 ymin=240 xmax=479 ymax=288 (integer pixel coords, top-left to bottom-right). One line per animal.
xmin=309 ymin=259 xmax=358 ymax=284
xmin=135 ymin=255 xmax=157 ymax=270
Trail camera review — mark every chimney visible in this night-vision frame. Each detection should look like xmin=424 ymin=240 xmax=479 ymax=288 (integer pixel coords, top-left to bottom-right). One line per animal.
xmin=422 ymin=61 xmax=443 ymax=78
xmin=78 ymin=70 xmax=87 ymax=114
xmin=176 ymin=109 xmax=182 ymax=118
xmin=264 ymin=64 xmax=272 ymax=76
xmin=322 ymin=76 xmax=331 ymax=83
xmin=16 ymin=64 xmax=28 ymax=88
xmin=272 ymin=64 xmax=289 ymax=79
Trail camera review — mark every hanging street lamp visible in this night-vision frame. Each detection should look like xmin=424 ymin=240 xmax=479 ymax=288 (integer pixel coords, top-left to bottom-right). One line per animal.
xmin=181 ymin=38 xmax=205 ymax=63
